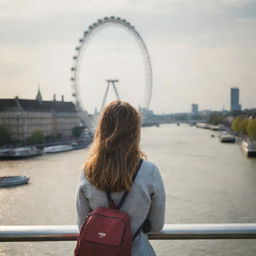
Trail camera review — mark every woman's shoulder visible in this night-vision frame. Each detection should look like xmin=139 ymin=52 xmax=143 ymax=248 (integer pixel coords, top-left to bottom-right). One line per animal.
xmin=78 ymin=170 xmax=89 ymax=187
xmin=141 ymin=159 xmax=159 ymax=169
xmin=139 ymin=159 xmax=160 ymax=177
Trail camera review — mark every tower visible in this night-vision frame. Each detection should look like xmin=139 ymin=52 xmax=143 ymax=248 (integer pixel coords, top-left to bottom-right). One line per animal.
xmin=36 ymin=85 xmax=42 ymax=102
xmin=191 ymin=104 xmax=199 ymax=115
xmin=230 ymin=87 xmax=241 ymax=111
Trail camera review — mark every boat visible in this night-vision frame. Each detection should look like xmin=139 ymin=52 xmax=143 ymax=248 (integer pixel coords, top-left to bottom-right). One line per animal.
xmin=43 ymin=145 xmax=73 ymax=154
xmin=0 ymin=176 xmax=30 ymax=187
xmin=0 ymin=147 xmax=43 ymax=160
xmin=219 ymin=133 xmax=236 ymax=143
xmin=241 ymin=140 xmax=256 ymax=157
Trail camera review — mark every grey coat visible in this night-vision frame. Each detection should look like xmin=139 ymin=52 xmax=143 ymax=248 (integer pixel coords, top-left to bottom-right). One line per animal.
xmin=76 ymin=159 xmax=166 ymax=256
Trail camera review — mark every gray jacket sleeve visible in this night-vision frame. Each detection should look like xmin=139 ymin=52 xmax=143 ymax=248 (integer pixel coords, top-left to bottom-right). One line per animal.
xmin=147 ymin=166 xmax=166 ymax=233
xmin=76 ymin=185 xmax=92 ymax=231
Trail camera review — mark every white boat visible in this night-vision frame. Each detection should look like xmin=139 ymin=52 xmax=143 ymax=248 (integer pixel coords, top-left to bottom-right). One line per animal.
xmin=0 ymin=176 xmax=30 ymax=187
xmin=241 ymin=141 xmax=256 ymax=157
xmin=43 ymin=145 xmax=73 ymax=154
xmin=219 ymin=133 xmax=236 ymax=143
xmin=0 ymin=147 xmax=43 ymax=160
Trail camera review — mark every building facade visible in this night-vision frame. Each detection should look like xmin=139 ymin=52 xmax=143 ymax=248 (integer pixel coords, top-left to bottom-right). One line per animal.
xmin=0 ymin=92 xmax=80 ymax=140
xmin=230 ymin=87 xmax=242 ymax=111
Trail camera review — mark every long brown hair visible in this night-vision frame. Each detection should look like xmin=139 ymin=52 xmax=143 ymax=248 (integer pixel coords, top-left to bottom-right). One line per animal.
xmin=84 ymin=100 xmax=145 ymax=192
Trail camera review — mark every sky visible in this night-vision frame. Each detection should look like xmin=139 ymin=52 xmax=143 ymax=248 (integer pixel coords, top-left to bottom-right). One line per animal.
xmin=0 ymin=0 xmax=256 ymax=114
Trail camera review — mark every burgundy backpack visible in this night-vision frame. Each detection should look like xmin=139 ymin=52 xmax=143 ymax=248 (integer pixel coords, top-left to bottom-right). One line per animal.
xmin=74 ymin=159 xmax=143 ymax=256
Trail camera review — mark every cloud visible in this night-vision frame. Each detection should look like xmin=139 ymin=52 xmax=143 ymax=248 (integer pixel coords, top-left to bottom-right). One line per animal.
xmin=0 ymin=0 xmax=256 ymax=113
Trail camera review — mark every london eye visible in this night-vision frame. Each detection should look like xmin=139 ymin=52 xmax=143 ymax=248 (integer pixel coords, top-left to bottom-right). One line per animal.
xmin=70 ymin=16 xmax=153 ymax=125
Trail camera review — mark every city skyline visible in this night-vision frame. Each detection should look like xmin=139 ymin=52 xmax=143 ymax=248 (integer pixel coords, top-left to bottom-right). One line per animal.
xmin=1 ymin=0 xmax=256 ymax=114
xmin=4 ymin=86 xmax=253 ymax=115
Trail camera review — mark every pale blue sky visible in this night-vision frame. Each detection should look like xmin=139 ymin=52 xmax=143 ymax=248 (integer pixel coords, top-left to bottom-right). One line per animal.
xmin=0 ymin=0 xmax=256 ymax=113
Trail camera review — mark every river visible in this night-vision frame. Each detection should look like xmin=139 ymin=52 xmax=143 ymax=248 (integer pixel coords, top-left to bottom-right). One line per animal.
xmin=1 ymin=124 xmax=256 ymax=255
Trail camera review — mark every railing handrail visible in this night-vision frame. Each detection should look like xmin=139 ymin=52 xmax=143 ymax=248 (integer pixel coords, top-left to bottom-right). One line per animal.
xmin=1 ymin=224 xmax=256 ymax=242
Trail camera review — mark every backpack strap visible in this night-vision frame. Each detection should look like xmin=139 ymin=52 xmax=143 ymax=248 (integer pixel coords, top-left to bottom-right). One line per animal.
xmin=132 ymin=225 xmax=142 ymax=240
xmin=106 ymin=190 xmax=116 ymax=208
xmin=106 ymin=159 xmax=143 ymax=209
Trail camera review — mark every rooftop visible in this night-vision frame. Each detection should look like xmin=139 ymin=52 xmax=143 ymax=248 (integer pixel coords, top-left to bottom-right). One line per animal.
xmin=0 ymin=98 xmax=77 ymax=113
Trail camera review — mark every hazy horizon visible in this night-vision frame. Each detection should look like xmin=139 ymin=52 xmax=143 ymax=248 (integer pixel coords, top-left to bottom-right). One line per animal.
xmin=1 ymin=0 xmax=256 ymax=114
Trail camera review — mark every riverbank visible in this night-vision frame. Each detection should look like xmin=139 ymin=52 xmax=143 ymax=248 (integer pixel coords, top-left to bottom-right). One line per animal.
xmin=194 ymin=122 xmax=256 ymax=157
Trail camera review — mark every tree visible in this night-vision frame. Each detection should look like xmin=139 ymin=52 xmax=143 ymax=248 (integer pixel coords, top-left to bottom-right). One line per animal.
xmin=56 ymin=133 xmax=63 ymax=140
xmin=30 ymin=129 xmax=44 ymax=144
xmin=247 ymin=119 xmax=256 ymax=139
xmin=232 ymin=116 xmax=244 ymax=132
xmin=72 ymin=126 xmax=84 ymax=138
xmin=0 ymin=125 xmax=12 ymax=146
xmin=208 ymin=112 xmax=224 ymax=125
xmin=237 ymin=118 xmax=248 ymax=135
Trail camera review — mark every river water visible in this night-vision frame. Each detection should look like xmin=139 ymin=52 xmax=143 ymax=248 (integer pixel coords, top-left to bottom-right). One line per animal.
xmin=1 ymin=124 xmax=256 ymax=256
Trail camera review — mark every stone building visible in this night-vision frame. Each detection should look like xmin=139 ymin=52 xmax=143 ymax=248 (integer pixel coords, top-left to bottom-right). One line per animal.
xmin=0 ymin=90 xmax=79 ymax=140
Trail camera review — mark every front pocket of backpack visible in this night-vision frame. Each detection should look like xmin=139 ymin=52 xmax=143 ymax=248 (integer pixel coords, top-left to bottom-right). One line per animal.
xmin=83 ymin=214 xmax=126 ymax=247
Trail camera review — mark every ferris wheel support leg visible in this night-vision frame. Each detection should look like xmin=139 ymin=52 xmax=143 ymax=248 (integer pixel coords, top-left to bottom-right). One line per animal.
xmin=112 ymin=83 xmax=120 ymax=100
xmin=101 ymin=83 xmax=110 ymax=112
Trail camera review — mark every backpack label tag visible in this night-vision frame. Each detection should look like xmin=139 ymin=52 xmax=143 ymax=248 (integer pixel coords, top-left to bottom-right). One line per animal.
xmin=98 ymin=232 xmax=106 ymax=238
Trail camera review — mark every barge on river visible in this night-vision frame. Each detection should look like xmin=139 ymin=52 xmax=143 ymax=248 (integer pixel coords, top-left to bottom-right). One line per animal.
xmin=0 ymin=176 xmax=30 ymax=187
xmin=219 ymin=133 xmax=236 ymax=143
xmin=43 ymin=145 xmax=73 ymax=154
xmin=0 ymin=147 xmax=43 ymax=160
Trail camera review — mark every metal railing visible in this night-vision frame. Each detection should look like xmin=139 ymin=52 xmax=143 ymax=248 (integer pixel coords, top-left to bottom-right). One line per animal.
xmin=1 ymin=224 xmax=256 ymax=242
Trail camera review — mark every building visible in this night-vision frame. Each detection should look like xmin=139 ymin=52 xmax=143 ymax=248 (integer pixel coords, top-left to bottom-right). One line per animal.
xmin=230 ymin=87 xmax=242 ymax=111
xmin=191 ymin=104 xmax=199 ymax=115
xmin=0 ymin=90 xmax=80 ymax=141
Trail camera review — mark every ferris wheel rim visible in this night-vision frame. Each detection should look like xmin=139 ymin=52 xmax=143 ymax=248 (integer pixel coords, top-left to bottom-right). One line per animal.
xmin=70 ymin=16 xmax=153 ymax=113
